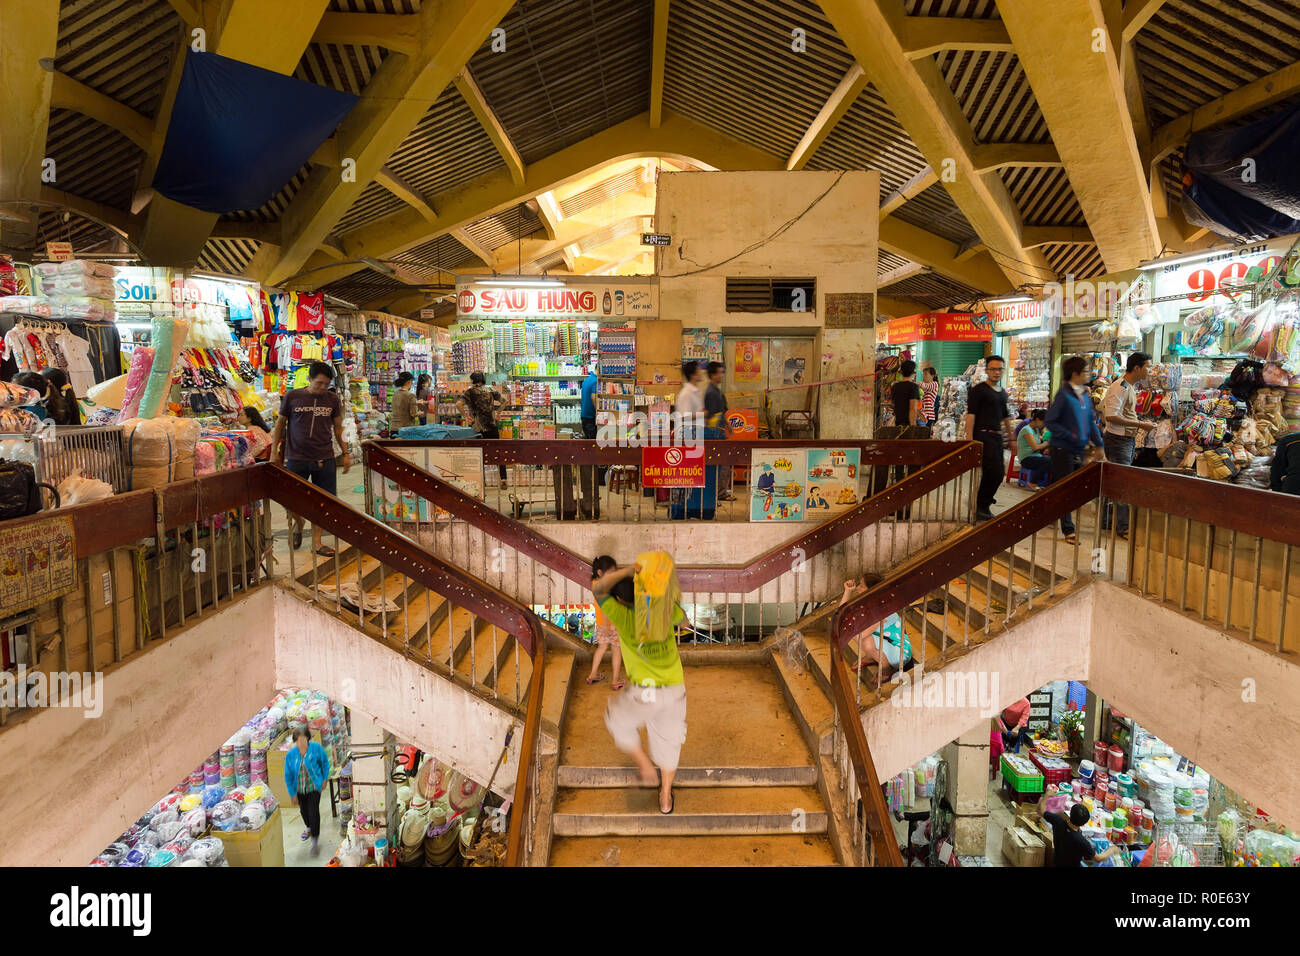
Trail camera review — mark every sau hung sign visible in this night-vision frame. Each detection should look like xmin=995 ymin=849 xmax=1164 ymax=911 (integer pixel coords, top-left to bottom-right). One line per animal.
xmin=456 ymin=278 xmax=658 ymax=319
xmin=641 ymin=445 xmax=704 ymax=487
xmin=883 ymin=312 xmax=993 ymax=344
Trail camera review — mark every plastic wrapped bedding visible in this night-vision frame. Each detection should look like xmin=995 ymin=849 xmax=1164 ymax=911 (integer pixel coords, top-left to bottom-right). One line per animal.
xmin=138 ymin=317 xmax=188 ymax=419
xmin=118 ymin=348 xmax=154 ymax=422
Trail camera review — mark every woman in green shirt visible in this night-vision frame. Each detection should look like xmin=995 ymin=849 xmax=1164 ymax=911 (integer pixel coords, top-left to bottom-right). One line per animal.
xmin=1016 ymin=409 xmax=1051 ymax=489
xmin=592 ymin=557 xmax=686 ymax=815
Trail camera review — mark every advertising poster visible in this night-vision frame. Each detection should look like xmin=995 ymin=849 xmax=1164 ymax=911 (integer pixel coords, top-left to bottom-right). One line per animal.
xmin=734 ymin=340 xmax=764 ymax=382
xmin=379 ymin=447 xmax=483 ymax=521
xmin=0 ymin=516 xmax=76 ymax=614
xmin=750 ymin=448 xmax=806 ymax=521
xmin=723 ymin=408 xmax=758 ymax=438
xmin=804 ymin=448 xmax=862 ymax=517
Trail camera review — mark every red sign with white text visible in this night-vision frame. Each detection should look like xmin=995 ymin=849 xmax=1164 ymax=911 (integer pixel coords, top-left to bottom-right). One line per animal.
xmin=883 ymin=312 xmax=993 ymax=344
xmin=641 ymin=445 xmax=705 ymax=487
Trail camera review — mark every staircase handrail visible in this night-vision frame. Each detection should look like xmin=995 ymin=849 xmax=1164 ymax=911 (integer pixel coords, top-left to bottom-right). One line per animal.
xmin=364 ymin=440 xmax=982 ymax=592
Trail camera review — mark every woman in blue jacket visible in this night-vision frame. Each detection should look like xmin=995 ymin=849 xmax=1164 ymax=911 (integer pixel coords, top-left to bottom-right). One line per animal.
xmin=284 ymin=727 xmax=331 ymax=855
xmin=1043 ymin=355 xmax=1103 ymax=545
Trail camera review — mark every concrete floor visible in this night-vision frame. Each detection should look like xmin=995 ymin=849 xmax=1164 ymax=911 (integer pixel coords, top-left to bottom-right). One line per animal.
xmin=280 ymin=795 xmax=344 ymax=867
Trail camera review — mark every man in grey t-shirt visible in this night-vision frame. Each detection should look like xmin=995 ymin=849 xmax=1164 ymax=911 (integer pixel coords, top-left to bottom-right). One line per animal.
xmin=271 ymin=361 xmax=350 ymax=556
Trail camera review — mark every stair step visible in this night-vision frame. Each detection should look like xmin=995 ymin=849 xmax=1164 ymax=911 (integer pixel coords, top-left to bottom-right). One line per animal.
xmin=769 ymin=644 xmax=833 ymax=752
xmin=556 ymin=765 xmax=818 ymax=788
xmin=552 ymin=785 xmax=827 ymax=836
xmin=548 ymin=833 xmax=839 ymax=866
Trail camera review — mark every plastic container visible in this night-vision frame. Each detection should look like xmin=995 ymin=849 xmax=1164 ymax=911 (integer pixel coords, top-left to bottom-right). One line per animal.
xmin=1108 ymin=745 xmax=1125 ymax=772
xmin=1093 ymin=740 xmax=1109 ymax=766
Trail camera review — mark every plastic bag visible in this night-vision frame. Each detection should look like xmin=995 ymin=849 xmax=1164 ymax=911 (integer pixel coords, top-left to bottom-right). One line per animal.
xmin=182 ymin=807 xmax=207 ymax=837
xmin=57 ymin=470 xmax=114 ymax=507
xmin=211 ymin=800 xmax=242 ymax=831
xmin=240 ymin=804 xmax=267 ymax=831
xmin=187 ymin=837 xmax=226 ymax=866
xmin=201 ymin=784 xmax=226 ymax=809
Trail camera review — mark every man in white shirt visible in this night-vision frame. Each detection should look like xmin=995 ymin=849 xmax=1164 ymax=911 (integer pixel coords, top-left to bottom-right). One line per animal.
xmin=675 ymin=361 xmax=707 ymax=422
xmin=1101 ymin=351 xmax=1155 ymax=537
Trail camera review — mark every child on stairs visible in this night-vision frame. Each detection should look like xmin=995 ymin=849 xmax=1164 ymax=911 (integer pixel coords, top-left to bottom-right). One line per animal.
xmin=587 ymin=556 xmax=625 ymax=689
xmin=840 ymin=573 xmax=913 ymax=682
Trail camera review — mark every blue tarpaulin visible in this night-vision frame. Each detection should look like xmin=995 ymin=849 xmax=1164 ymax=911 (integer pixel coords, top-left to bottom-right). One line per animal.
xmin=1182 ymin=101 xmax=1300 ymax=241
xmin=151 ymin=50 xmax=357 ymax=214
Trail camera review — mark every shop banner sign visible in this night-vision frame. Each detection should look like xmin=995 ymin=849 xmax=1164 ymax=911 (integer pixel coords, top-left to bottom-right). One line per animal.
xmin=641 ymin=445 xmax=704 ymax=487
xmin=450 ymin=320 xmax=493 ymax=342
xmin=805 ymin=448 xmax=861 ymax=517
xmin=991 ymin=299 xmax=1046 ymax=332
xmin=750 ymin=448 xmax=806 ymax=521
xmin=1151 ymin=235 xmax=1300 ymax=316
xmin=456 ymin=280 xmax=657 ymax=319
xmin=0 ymin=515 xmax=76 ymax=614
xmin=883 ymin=312 xmax=993 ymax=344
xmin=733 ymin=340 xmax=764 ymax=382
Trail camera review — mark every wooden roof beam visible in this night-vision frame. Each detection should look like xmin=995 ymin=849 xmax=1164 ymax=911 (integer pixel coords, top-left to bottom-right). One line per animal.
xmin=0 ymin=1 xmax=59 ymax=249
xmin=998 ymin=0 xmax=1160 ymax=270
xmin=879 ymin=217 xmax=1010 ymax=294
xmin=263 ymin=0 xmax=516 ymax=286
xmin=1021 ymin=225 xmax=1095 ymax=247
xmin=1150 ymin=60 xmax=1300 ymax=165
xmin=878 ymin=261 xmax=929 ymax=288
xmin=1121 ymin=0 xmax=1169 ymax=44
xmin=454 ymin=67 xmax=524 ymax=186
xmin=820 ymin=0 xmax=1052 ymax=287
xmin=880 ymin=166 xmax=938 ymax=217
xmin=375 ymin=166 xmax=437 ymax=222
xmin=649 ymin=0 xmax=670 ymax=128
xmin=312 ymin=12 xmax=420 ymax=54
xmin=971 ymin=143 xmax=1063 ymax=172
xmin=900 ymin=16 xmax=1014 ymax=59
xmin=50 ymin=72 xmax=154 ymax=150
xmin=449 ymin=227 xmax=495 ymax=268
xmin=786 ymin=64 xmax=868 ymax=171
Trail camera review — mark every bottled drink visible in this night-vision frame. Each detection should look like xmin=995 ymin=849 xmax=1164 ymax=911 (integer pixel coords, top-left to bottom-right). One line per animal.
xmin=602 ymin=290 xmax=612 ymax=315
xmin=615 ymin=290 xmax=624 ymax=315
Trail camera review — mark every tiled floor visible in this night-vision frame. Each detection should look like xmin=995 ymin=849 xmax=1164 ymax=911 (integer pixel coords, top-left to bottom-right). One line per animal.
xmin=280 ymin=796 xmax=345 ymax=867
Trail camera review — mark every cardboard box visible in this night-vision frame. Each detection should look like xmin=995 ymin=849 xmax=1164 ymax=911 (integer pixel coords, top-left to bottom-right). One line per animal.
xmin=1019 ymin=815 xmax=1055 ymax=866
xmin=213 ymin=806 xmax=284 ymax=867
xmin=1002 ymin=824 xmax=1045 ymax=867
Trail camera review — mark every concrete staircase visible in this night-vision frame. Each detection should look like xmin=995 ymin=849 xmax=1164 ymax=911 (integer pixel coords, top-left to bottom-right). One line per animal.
xmin=547 ymin=661 xmax=841 ymax=865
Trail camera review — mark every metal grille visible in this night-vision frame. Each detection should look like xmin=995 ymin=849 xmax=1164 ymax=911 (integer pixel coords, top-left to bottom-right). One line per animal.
xmin=37 ymin=427 xmax=129 ymax=495
xmin=724 ymin=277 xmax=816 ymax=313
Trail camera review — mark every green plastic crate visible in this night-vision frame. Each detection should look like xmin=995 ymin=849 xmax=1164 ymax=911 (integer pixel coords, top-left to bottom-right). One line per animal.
xmin=1000 ymin=755 xmax=1045 ymax=793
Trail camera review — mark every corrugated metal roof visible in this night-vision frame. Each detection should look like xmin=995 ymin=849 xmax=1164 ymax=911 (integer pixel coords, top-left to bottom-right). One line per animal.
xmin=1040 ymin=242 xmax=1106 ymax=281
xmin=1002 ymin=166 xmax=1086 ymax=226
xmin=45 ymin=109 xmax=142 ymax=210
xmin=223 ymin=164 xmax=314 ymax=222
xmin=318 ymin=267 xmax=409 ymax=306
xmin=885 ymin=271 xmax=986 ymax=308
xmin=904 ymin=0 xmax=1000 ymax=17
xmin=460 ymin=204 xmax=543 ymax=253
xmin=466 ymin=0 xmax=652 ymax=165
xmin=327 ymin=0 xmax=421 ymax=13
xmin=197 ymin=239 xmax=261 ymax=276
xmin=35 ymin=210 xmax=120 ymax=256
xmin=55 ymin=0 xmax=182 ymax=118
xmin=558 ymin=167 xmax=644 ymax=218
xmin=382 ymin=87 xmax=506 ymax=207
xmin=1134 ymin=0 xmax=1300 ymax=128
xmin=334 ymin=182 xmax=411 ymax=237
xmin=877 ymin=250 xmax=912 ymax=276
xmin=935 ymin=50 xmax=1048 ymax=144
xmin=573 ymin=216 xmax=644 ymax=255
xmin=893 ymin=183 xmax=978 ymax=244
xmin=663 ymin=0 xmax=851 ymax=161
xmin=390 ymin=234 xmax=478 ymax=276
xmin=804 ymin=85 xmax=930 ymax=201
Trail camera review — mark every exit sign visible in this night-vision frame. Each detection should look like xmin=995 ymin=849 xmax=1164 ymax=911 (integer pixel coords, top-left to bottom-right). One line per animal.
xmin=45 ymin=241 xmax=73 ymax=261
xmin=640 ymin=233 xmax=671 ymax=246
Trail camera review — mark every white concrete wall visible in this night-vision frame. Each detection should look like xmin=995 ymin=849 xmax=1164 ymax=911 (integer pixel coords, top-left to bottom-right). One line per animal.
xmin=274 ymin=589 xmax=520 ymax=798
xmin=864 ymin=582 xmax=1300 ymax=829
xmin=656 ymin=170 xmax=879 ymax=436
xmin=865 ymin=587 xmax=1093 ymax=782
xmin=1088 ymin=582 xmax=1300 ymax=830
xmin=0 ymin=587 xmax=278 ymax=867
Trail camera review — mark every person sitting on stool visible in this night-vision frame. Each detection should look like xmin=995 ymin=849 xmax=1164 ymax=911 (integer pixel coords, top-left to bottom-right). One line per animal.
xmin=999 ymin=697 xmax=1033 ymax=753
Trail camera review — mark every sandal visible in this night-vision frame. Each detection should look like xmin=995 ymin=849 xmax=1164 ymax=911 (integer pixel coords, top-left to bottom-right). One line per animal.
xmin=585 ymin=674 xmax=605 ymax=685
xmin=315 ymin=546 xmax=336 ymax=558
xmin=660 ymin=789 xmax=674 ymax=815
xmin=612 ymin=679 xmax=625 ymax=690
xmin=1063 ymin=533 xmax=1079 ymax=545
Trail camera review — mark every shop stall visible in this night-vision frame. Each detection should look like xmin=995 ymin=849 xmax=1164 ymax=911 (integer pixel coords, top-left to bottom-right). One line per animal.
xmin=89 ymin=688 xmax=352 ymax=868
xmin=875 ymin=312 xmax=992 ymax=431
xmin=989 ymin=297 xmax=1056 ymax=415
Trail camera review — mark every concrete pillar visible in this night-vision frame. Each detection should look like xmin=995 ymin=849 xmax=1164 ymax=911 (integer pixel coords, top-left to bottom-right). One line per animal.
xmin=941 ymin=720 xmax=991 ymax=856
xmin=349 ymin=712 xmax=390 ymax=829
